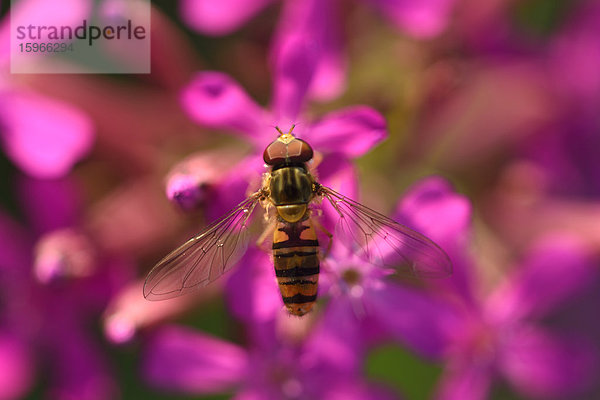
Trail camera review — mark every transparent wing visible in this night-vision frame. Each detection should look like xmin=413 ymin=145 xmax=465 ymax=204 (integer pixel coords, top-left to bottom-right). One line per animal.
xmin=144 ymin=193 xmax=261 ymax=300
xmin=319 ymin=185 xmax=452 ymax=278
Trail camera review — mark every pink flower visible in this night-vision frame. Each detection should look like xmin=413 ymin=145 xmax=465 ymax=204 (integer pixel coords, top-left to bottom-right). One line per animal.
xmin=143 ymin=321 xmax=395 ymax=399
xmin=181 ymin=0 xmax=456 ymax=100
xmin=315 ymin=176 xmax=464 ymax=358
xmin=143 ymin=41 xmax=387 ymax=329
xmin=0 ymin=176 xmax=127 ymax=400
xmin=172 ymin=37 xmax=386 ymax=219
xmin=0 ymin=0 xmax=94 ymax=178
xmin=223 ymin=175 xmax=461 ymax=362
xmin=332 ymin=176 xmax=598 ymax=399
xmin=425 ymin=209 xmax=599 ymax=398
xmin=0 ymin=89 xmax=94 ymax=179
xmin=181 ymin=0 xmax=455 ymax=39
xmin=0 ymin=332 xmax=33 ymax=400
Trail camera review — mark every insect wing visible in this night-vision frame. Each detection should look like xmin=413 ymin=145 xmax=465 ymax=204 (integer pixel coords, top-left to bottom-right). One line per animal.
xmin=144 ymin=195 xmax=261 ymax=300
xmin=320 ymin=186 xmax=452 ymax=278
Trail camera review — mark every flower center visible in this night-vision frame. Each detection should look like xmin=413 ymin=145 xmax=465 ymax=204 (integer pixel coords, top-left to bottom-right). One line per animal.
xmin=342 ymin=268 xmax=361 ymax=285
xmin=341 ymin=268 xmax=365 ymax=298
xmin=203 ymin=81 xmax=225 ymax=97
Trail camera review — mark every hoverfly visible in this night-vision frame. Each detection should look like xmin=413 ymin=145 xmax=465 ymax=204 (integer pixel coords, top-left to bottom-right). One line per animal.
xmin=144 ymin=126 xmax=452 ymax=316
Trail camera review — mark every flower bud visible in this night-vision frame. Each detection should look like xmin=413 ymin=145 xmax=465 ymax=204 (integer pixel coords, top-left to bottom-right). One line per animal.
xmin=34 ymin=228 xmax=95 ymax=284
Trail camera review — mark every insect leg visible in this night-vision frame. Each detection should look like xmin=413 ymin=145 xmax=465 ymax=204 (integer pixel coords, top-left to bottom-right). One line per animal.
xmin=322 ymin=192 xmax=344 ymax=218
xmin=310 ymin=216 xmax=333 ymax=259
xmin=256 ymin=219 xmax=276 ymax=251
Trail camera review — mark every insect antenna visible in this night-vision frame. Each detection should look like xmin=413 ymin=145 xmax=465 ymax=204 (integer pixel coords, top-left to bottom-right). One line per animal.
xmin=272 ymin=124 xmax=299 ymax=137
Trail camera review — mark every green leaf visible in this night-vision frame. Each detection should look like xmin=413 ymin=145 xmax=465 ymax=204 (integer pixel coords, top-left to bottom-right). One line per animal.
xmin=365 ymin=344 xmax=443 ymax=400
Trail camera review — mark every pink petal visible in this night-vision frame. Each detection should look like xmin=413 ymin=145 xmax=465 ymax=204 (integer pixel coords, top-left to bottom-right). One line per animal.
xmin=271 ymin=34 xmax=319 ymax=122
xmin=304 ymin=106 xmax=387 ymax=158
xmin=180 ymin=0 xmax=273 ymax=35
xmin=367 ymin=0 xmax=455 ymax=38
xmin=225 ymin=248 xmax=282 ymax=322
xmin=0 ymin=333 xmax=33 ymax=400
xmin=0 ymin=90 xmax=93 ymax=178
xmin=204 ymin=154 xmax=265 ymax=222
xmin=305 ymin=296 xmax=363 ymax=372
xmin=317 ymin=154 xmax=358 ymax=199
xmin=395 ymin=176 xmax=476 ymax=304
xmin=487 ymin=234 xmax=595 ymax=323
xmin=103 ymin=279 xmax=218 ymax=344
xmin=46 ymin=319 xmax=119 ymax=400
xmin=500 ymin=325 xmax=597 ymax=399
xmin=181 ymin=72 xmax=265 ymax=143
xmin=165 ymin=149 xmax=250 ymax=212
xmin=309 ymin=51 xmax=346 ymax=101
xmin=549 ymin=2 xmax=600 ymax=104
xmin=1 ymin=0 xmax=91 ymax=64
xmin=143 ymin=325 xmax=249 ymax=394
xmin=366 ymin=284 xmax=457 ymax=358
xmin=272 ymin=0 xmax=346 ymax=101
xmin=34 ymin=228 xmax=96 ymax=284
xmin=396 ymin=177 xmax=471 ymax=246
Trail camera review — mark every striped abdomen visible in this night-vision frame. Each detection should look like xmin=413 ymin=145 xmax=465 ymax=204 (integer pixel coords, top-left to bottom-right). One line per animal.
xmin=272 ymin=217 xmax=319 ymax=316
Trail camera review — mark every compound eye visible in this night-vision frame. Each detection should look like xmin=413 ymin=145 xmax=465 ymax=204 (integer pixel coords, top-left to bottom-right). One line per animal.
xmin=287 ymin=139 xmax=313 ymax=163
xmin=263 ymin=140 xmax=287 ymax=165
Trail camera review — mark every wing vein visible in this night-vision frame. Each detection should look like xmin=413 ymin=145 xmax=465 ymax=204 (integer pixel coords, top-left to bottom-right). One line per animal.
xmin=144 ymin=193 xmax=261 ymax=300
xmin=319 ymin=185 xmax=452 ymax=279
